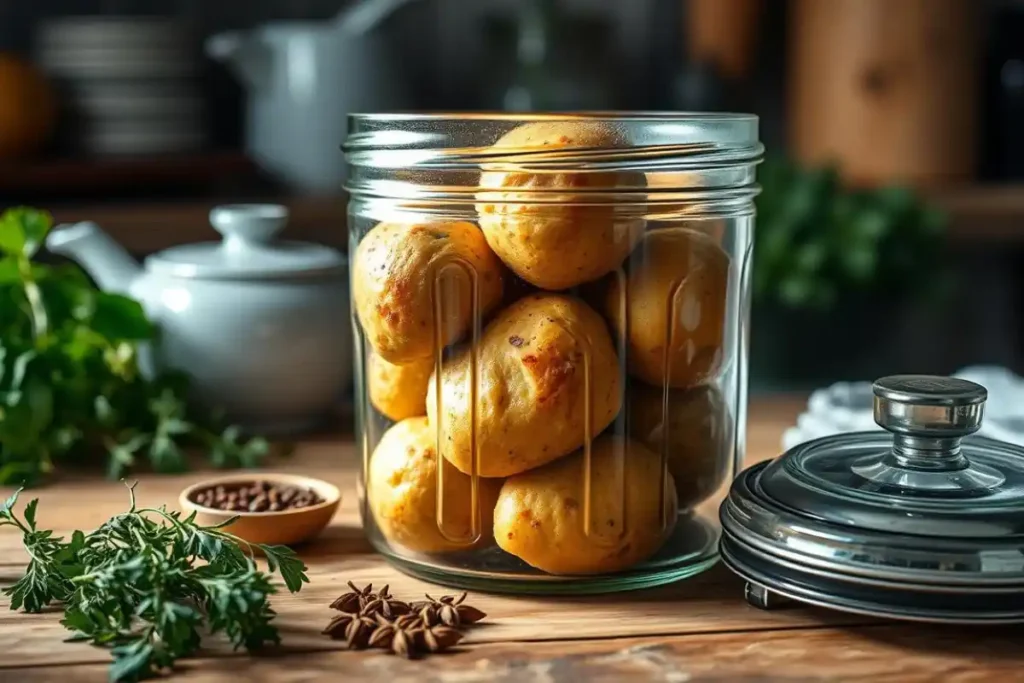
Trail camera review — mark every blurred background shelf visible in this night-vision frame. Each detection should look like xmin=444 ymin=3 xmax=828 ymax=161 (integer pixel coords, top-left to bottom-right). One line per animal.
xmin=934 ymin=184 xmax=1024 ymax=243
xmin=47 ymin=195 xmax=346 ymax=255
xmin=0 ymin=152 xmax=264 ymax=198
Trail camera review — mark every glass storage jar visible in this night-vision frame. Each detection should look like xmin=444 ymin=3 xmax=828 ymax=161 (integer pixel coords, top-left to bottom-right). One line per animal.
xmin=346 ymin=113 xmax=762 ymax=593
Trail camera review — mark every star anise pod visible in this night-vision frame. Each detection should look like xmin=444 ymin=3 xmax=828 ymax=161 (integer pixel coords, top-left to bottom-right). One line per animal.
xmin=439 ymin=602 xmax=461 ymax=627
xmin=366 ymin=613 xmax=426 ymax=658
xmin=393 ymin=613 xmax=422 ymax=630
xmin=346 ymin=617 xmax=378 ymax=649
xmin=322 ymin=613 xmax=377 ymax=649
xmin=390 ymin=625 xmax=422 ymax=658
xmin=322 ymin=613 xmax=354 ymax=637
xmin=418 ymin=604 xmax=440 ymax=627
xmin=360 ymin=595 xmax=411 ymax=619
xmin=422 ymin=625 xmax=463 ymax=653
xmin=367 ymin=621 xmax=395 ymax=648
xmin=457 ymin=604 xmax=487 ymax=625
xmin=413 ymin=592 xmax=487 ymax=627
xmin=330 ymin=581 xmax=376 ymax=613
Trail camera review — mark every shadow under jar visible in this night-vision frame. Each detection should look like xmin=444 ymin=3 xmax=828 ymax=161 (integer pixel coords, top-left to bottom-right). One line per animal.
xmin=346 ymin=113 xmax=762 ymax=594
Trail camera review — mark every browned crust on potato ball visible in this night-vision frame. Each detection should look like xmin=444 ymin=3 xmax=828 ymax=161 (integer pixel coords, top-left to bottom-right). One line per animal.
xmin=353 ymin=221 xmax=505 ymax=364
xmin=427 ymin=293 xmax=622 ymax=478
xmin=476 ymin=121 xmax=645 ymax=291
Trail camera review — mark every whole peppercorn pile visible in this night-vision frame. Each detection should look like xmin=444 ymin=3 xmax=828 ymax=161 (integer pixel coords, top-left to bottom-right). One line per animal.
xmin=189 ymin=480 xmax=324 ymax=512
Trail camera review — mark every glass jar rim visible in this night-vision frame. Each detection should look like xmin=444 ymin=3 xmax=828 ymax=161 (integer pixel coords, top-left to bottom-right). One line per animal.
xmin=345 ymin=111 xmax=761 ymax=151
xmin=347 ymin=111 xmax=758 ymax=123
xmin=343 ymin=111 xmax=762 ymax=204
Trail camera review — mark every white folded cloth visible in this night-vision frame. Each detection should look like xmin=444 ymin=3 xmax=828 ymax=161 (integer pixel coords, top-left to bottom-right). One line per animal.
xmin=781 ymin=366 xmax=1024 ymax=451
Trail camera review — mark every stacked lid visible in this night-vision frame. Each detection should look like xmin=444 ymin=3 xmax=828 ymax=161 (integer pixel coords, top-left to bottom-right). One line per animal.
xmin=720 ymin=375 xmax=1024 ymax=624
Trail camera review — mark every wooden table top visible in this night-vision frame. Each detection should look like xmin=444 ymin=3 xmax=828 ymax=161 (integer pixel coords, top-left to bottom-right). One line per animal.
xmin=2 ymin=397 xmax=1022 ymax=682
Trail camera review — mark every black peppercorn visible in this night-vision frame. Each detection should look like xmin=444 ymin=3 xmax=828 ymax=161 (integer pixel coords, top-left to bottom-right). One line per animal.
xmin=190 ymin=481 xmax=325 ymax=512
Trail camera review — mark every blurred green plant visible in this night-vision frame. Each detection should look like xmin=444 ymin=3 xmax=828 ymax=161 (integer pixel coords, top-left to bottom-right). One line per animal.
xmin=0 ymin=207 xmax=270 ymax=487
xmin=753 ymin=156 xmax=947 ymax=310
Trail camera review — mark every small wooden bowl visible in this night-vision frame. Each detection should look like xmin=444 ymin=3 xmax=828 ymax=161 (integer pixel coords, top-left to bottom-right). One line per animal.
xmin=179 ymin=473 xmax=340 ymax=546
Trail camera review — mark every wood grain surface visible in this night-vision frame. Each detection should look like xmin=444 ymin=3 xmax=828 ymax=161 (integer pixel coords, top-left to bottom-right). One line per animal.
xmin=2 ymin=397 xmax=1021 ymax=682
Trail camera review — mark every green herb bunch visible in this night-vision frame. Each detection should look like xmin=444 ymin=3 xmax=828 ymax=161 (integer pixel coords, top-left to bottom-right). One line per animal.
xmin=0 ymin=207 xmax=269 ymax=486
xmin=1 ymin=484 xmax=308 ymax=682
xmin=753 ymin=157 xmax=947 ymax=310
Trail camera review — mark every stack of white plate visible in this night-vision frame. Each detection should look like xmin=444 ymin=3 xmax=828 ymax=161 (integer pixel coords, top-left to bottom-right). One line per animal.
xmin=36 ymin=17 xmax=206 ymax=156
xmin=782 ymin=365 xmax=1024 ymax=451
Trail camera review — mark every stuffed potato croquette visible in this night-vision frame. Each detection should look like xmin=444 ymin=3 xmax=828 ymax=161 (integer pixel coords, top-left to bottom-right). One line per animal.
xmin=369 ymin=417 xmax=502 ymax=553
xmin=476 ymin=121 xmax=644 ymax=290
xmin=605 ymin=229 xmax=730 ymax=388
xmin=627 ymin=383 xmax=732 ymax=509
xmin=494 ymin=436 xmax=677 ymax=575
xmin=353 ymin=221 xmax=504 ymax=363
xmin=368 ymin=353 xmax=432 ymax=421
xmin=427 ymin=294 xmax=621 ymax=478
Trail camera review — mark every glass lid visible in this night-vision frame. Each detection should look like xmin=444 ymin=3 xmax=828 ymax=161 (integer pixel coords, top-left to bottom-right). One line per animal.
xmin=758 ymin=381 xmax=1024 ymax=539
xmin=720 ymin=375 xmax=1024 ymax=624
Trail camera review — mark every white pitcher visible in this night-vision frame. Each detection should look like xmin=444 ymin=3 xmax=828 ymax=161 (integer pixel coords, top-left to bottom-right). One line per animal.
xmin=207 ymin=0 xmax=417 ymax=193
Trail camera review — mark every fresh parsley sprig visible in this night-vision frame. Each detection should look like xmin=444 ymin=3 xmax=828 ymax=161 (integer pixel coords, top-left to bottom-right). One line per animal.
xmin=1 ymin=484 xmax=309 ymax=682
xmin=753 ymin=156 xmax=946 ymax=310
xmin=0 ymin=207 xmax=271 ymax=486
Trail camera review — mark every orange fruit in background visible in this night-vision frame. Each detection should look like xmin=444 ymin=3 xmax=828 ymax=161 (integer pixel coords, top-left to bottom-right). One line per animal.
xmin=0 ymin=54 xmax=55 ymax=159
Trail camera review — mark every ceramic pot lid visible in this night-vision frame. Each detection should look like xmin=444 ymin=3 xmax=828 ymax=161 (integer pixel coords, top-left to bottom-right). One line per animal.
xmin=720 ymin=375 xmax=1024 ymax=624
xmin=146 ymin=204 xmax=345 ymax=279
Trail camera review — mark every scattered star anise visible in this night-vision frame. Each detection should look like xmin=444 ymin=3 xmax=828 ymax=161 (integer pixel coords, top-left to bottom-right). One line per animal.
xmin=325 ymin=585 xmax=483 ymax=658
xmin=366 ymin=613 xmax=462 ymax=658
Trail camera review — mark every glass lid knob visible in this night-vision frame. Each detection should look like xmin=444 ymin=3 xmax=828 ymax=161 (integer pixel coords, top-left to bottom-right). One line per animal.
xmin=852 ymin=375 xmax=1005 ymax=493
xmin=873 ymin=375 xmax=986 ymax=438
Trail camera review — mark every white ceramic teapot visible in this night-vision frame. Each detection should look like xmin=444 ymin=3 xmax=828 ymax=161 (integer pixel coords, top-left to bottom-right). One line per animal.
xmin=45 ymin=204 xmax=351 ymax=434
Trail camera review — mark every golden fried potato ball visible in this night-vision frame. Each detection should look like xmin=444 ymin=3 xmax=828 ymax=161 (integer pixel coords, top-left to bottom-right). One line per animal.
xmin=494 ymin=436 xmax=677 ymax=575
xmin=367 ymin=353 xmax=432 ymax=421
xmin=627 ymin=383 xmax=732 ymax=509
xmin=353 ymin=221 xmax=504 ymax=364
xmin=427 ymin=294 xmax=621 ymax=478
xmin=604 ymin=229 xmax=729 ymax=388
xmin=368 ymin=417 xmax=502 ymax=553
xmin=476 ymin=121 xmax=644 ymax=291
